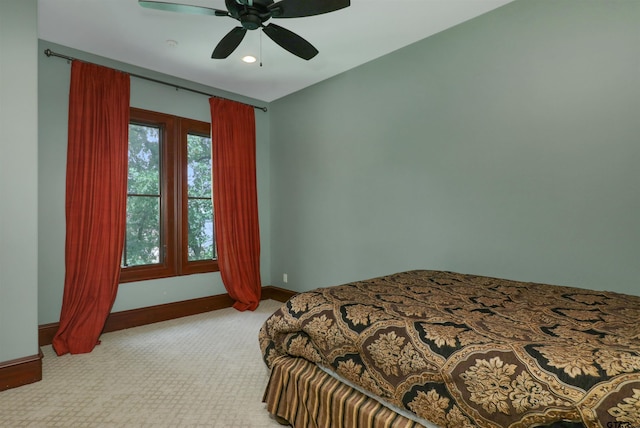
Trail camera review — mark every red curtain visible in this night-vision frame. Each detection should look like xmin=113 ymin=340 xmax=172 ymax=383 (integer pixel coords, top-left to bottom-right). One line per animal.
xmin=209 ymin=98 xmax=261 ymax=311
xmin=52 ymin=61 xmax=130 ymax=355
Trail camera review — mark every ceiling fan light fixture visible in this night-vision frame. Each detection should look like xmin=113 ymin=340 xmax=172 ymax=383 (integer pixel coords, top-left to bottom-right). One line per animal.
xmin=242 ymin=55 xmax=257 ymax=63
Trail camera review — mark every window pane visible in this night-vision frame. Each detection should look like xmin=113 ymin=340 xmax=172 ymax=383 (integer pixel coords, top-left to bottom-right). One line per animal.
xmin=187 ymin=132 xmax=214 ymax=262
xmin=187 ymin=133 xmax=211 ymax=198
xmin=128 ymin=124 xmax=160 ymax=195
xmin=187 ymin=198 xmax=215 ymax=261
xmin=124 ymin=196 xmax=161 ymax=266
xmin=124 ymin=122 xmax=162 ymax=268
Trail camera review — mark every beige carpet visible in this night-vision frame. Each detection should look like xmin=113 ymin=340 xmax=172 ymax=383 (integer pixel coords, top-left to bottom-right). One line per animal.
xmin=0 ymin=299 xmax=286 ymax=427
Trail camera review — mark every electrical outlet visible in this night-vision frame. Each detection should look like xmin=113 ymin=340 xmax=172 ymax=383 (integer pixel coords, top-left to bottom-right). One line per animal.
xmin=283 ymin=273 xmax=288 ymax=283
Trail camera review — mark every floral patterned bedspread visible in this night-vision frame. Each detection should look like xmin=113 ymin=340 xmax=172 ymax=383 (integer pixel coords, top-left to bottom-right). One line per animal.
xmin=259 ymin=270 xmax=640 ymax=428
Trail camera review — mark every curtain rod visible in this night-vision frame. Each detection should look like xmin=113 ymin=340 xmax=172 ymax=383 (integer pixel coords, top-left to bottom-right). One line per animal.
xmin=44 ymin=48 xmax=268 ymax=112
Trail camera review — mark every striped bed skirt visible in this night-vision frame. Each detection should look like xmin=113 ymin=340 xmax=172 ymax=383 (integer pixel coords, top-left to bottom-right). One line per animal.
xmin=263 ymin=356 xmax=425 ymax=428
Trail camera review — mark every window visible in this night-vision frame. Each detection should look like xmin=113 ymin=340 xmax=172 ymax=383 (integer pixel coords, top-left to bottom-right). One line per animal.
xmin=120 ymin=108 xmax=217 ymax=283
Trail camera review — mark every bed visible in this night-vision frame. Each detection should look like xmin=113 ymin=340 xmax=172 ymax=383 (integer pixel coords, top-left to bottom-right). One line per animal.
xmin=259 ymin=270 xmax=640 ymax=428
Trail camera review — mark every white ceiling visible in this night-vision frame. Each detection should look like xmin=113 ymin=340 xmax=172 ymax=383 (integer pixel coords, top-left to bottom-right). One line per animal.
xmin=38 ymin=0 xmax=514 ymax=103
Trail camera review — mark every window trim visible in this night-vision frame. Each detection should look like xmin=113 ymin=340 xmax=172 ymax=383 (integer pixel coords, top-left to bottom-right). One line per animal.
xmin=120 ymin=108 xmax=218 ymax=284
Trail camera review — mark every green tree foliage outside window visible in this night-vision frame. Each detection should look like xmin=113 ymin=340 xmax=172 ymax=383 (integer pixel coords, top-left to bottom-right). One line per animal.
xmin=186 ymin=133 xmax=215 ymax=261
xmin=124 ymin=123 xmax=161 ymax=267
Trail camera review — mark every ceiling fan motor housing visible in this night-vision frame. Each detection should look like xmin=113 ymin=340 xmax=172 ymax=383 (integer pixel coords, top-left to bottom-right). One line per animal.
xmin=226 ymin=0 xmax=272 ymax=30
xmin=240 ymin=12 xmax=262 ymax=30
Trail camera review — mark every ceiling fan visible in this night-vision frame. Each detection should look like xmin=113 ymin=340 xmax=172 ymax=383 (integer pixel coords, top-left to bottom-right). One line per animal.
xmin=139 ymin=0 xmax=350 ymax=60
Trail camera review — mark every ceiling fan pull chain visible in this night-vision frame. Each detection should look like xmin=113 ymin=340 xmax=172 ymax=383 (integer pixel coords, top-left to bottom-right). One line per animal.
xmin=260 ymin=28 xmax=263 ymax=67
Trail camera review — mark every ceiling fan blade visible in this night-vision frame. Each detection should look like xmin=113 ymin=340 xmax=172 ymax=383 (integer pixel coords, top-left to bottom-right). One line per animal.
xmin=138 ymin=1 xmax=228 ymax=17
xmin=263 ymin=24 xmax=318 ymax=60
xmin=212 ymin=27 xmax=247 ymax=59
xmin=268 ymin=0 xmax=350 ymax=18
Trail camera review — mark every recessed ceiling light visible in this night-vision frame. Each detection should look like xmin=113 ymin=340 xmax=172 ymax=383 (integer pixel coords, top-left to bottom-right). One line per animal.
xmin=242 ymin=55 xmax=257 ymax=63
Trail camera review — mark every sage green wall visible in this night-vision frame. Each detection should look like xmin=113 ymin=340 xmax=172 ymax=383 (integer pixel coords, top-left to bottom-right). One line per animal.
xmin=38 ymin=41 xmax=271 ymax=325
xmin=0 ymin=0 xmax=39 ymax=362
xmin=269 ymin=0 xmax=640 ymax=295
